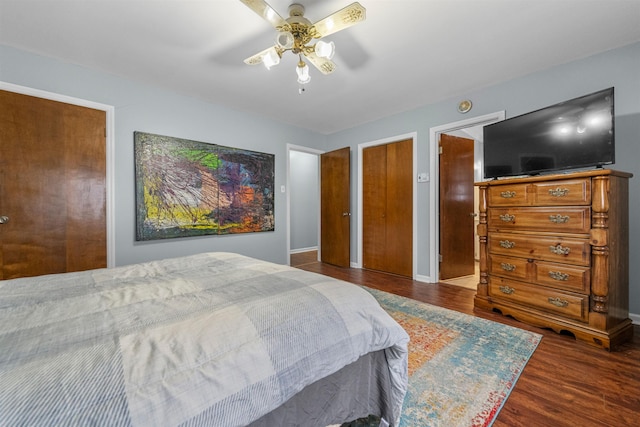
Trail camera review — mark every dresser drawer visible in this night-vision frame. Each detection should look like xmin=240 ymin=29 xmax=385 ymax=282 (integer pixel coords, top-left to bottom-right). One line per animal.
xmin=488 ymin=184 xmax=529 ymax=206
xmin=489 ymin=256 xmax=590 ymax=293
xmin=535 ymin=261 xmax=590 ymax=293
xmin=489 ymin=277 xmax=589 ymax=322
xmin=532 ymin=178 xmax=591 ymax=206
xmin=489 ymin=232 xmax=591 ymax=266
xmin=488 ymin=254 xmax=530 ymax=281
xmin=488 ymin=178 xmax=591 ymax=208
xmin=488 ymin=207 xmax=591 ymax=233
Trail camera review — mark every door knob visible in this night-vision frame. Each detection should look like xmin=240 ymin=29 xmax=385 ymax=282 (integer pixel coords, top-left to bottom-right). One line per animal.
xmin=342 ymin=212 xmax=351 ymax=216
xmin=470 ymin=212 xmax=478 ymax=217
xmin=0 ymin=216 xmax=8 ymax=224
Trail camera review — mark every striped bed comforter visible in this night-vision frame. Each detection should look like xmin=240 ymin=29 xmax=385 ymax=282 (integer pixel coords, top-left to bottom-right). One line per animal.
xmin=0 ymin=252 xmax=409 ymax=426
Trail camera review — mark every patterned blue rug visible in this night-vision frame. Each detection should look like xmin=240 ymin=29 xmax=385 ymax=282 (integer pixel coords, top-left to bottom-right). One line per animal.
xmin=349 ymin=287 xmax=542 ymax=427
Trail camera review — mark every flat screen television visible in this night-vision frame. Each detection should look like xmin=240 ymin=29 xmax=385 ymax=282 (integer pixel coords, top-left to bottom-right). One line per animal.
xmin=483 ymin=87 xmax=615 ymax=179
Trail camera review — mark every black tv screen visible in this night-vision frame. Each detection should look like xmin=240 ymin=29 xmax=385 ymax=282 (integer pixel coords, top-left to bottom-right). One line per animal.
xmin=483 ymin=87 xmax=615 ymax=179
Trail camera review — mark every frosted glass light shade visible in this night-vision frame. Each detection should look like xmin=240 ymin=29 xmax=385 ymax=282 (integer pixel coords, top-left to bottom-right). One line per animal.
xmin=276 ymin=31 xmax=295 ymax=49
xmin=296 ymin=63 xmax=311 ymax=84
xmin=262 ymin=48 xmax=280 ymax=70
xmin=315 ymin=40 xmax=335 ymax=59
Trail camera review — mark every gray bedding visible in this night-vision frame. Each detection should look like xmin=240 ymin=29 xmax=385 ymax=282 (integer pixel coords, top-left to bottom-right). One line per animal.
xmin=0 ymin=252 xmax=408 ymax=426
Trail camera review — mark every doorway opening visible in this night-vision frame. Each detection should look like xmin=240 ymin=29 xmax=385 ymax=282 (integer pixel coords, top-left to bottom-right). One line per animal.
xmin=429 ymin=112 xmax=505 ymax=286
xmin=287 ymin=144 xmax=351 ymax=268
xmin=438 ymin=133 xmax=477 ymax=288
xmin=286 ymin=144 xmax=323 ymax=265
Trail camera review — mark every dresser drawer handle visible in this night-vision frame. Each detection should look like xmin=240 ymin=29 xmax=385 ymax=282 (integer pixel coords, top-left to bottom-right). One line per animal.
xmin=500 ymin=240 xmax=515 ymax=249
xmin=549 ymin=244 xmax=571 ymax=255
xmin=500 ymin=191 xmax=516 ymax=198
xmin=500 ymin=262 xmax=516 ymax=272
xmin=549 ymin=271 xmax=569 ymax=281
xmin=499 ymin=286 xmax=515 ymax=295
xmin=548 ymin=297 xmax=569 ymax=308
xmin=500 ymin=214 xmax=515 ymax=222
xmin=548 ymin=187 xmax=569 ymax=197
xmin=549 ymin=214 xmax=570 ymax=224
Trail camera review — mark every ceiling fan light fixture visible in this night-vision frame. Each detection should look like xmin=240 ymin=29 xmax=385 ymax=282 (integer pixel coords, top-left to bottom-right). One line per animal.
xmin=240 ymin=1 xmax=367 ymax=91
xmin=314 ymin=40 xmax=335 ymax=59
xmin=275 ymin=31 xmax=295 ymax=49
xmin=262 ymin=48 xmax=280 ymax=70
xmin=296 ymin=60 xmax=311 ymax=84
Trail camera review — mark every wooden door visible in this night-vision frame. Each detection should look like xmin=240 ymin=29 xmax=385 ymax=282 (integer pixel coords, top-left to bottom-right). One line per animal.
xmin=439 ymin=133 xmax=475 ymax=280
xmin=363 ymin=139 xmax=413 ymax=277
xmin=0 ymin=90 xmax=107 ymax=279
xmin=362 ymin=144 xmax=387 ymax=271
xmin=320 ymin=147 xmax=350 ymax=267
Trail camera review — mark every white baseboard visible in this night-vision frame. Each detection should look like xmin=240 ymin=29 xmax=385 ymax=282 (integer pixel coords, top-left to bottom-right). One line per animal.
xmin=415 ymin=274 xmax=435 ymax=284
xmin=289 ymin=246 xmax=318 ymax=254
xmin=629 ymin=312 xmax=640 ymax=325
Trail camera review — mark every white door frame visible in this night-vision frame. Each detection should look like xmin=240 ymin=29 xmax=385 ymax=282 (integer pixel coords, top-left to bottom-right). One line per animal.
xmin=357 ymin=132 xmax=418 ymax=278
xmin=0 ymin=81 xmax=116 ymax=268
xmin=286 ymin=143 xmax=324 ymax=265
xmin=428 ymin=111 xmax=505 ymax=282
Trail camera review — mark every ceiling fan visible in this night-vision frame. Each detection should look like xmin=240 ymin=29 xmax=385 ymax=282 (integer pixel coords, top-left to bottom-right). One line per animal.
xmin=239 ymin=0 xmax=366 ymax=91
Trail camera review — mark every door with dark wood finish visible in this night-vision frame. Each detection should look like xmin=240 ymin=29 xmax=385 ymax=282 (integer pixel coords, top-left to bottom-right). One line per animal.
xmin=362 ymin=144 xmax=387 ymax=272
xmin=320 ymin=147 xmax=350 ymax=267
xmin=0 ymin=90 xmax=107 ymax=279
xmin=439 ymin=133 xmax=475 ymax=280
xmin=363 ymin=138 xmax=413 ymax=277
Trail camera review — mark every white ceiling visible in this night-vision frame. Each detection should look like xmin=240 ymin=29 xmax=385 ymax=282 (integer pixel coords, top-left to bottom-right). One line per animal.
xmin=1 ymin=0 xmax=640 ymax=134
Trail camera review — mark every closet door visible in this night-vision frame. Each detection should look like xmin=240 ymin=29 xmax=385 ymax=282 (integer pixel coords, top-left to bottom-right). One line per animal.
xmin=363 ymin=139 xmax=412 ymax=277
xmin=0 ymin=90 xmax=107 ymax=279
xmin=363 ymin=144 xmax=387 ymax=271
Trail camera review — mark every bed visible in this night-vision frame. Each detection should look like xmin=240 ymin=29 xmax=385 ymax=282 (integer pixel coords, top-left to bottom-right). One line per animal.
xmin=0 ymin=252 xmax=409 ymax=426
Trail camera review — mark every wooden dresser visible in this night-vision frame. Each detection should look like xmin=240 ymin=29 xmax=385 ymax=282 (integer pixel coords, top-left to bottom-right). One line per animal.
xmin=474 ymin=169 xmax=633 ymax=350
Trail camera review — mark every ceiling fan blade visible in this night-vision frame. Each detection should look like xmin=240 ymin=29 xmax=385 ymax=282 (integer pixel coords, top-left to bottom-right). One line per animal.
xmin=312 ymin=2 xmax=366 ymax=38
xmin=244 ymin=46 xmax=279 ymax=65
xmin=304 ymin=51 xmax=336 ymax=75
xmin=238 ymin=0 xmax=287 ymax=29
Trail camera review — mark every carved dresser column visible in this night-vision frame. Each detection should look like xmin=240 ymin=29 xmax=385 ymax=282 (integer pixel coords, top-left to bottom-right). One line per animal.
xmin=590 ymin=176 xmax=610 ymax=316
xmin=476 ymin=183 xmax=488 ymax=299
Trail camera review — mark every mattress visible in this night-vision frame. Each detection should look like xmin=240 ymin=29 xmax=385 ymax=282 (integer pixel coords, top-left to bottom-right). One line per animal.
xmin=0 ymin=252 xmax=409 ymax=426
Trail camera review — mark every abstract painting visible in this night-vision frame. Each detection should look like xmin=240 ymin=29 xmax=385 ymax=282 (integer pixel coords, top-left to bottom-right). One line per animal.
xmin=134 ymin=132 xmax=274 ymax=241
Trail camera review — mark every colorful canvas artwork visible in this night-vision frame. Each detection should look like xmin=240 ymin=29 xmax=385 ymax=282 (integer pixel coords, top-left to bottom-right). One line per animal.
xmin=134 ymin=132 xmax=274 ymax=240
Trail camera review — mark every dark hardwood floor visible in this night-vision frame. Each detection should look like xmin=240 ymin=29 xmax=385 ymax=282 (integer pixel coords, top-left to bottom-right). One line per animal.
xmin=291 ymin=251 xmax=640 ymax=427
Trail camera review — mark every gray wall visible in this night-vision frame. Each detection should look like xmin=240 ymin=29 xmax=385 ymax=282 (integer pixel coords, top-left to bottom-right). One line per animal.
xmin=326 ymin=42 xmax=640 ymax=316
xmin=0 ymin=45 xmax=327 ymax=266
xmin=1 ymin=42 xmax=639 ymax=316
xmin=289 ymin=151 xmax=319 ymax=252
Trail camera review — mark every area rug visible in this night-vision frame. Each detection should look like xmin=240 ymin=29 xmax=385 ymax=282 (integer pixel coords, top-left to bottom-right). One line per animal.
xmin=363 ymin=287 xmax=542 ymax=427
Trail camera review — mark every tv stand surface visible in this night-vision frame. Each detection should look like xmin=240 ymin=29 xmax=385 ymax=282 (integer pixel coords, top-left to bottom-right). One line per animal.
xmin=474 ymin=169 xmax=633 ymax=350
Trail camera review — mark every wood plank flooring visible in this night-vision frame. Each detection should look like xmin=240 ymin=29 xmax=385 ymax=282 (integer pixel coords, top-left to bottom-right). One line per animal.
xmin=290 ymin=251 xmax=640 ymax=427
